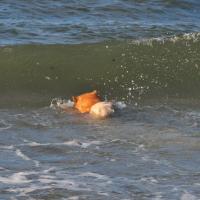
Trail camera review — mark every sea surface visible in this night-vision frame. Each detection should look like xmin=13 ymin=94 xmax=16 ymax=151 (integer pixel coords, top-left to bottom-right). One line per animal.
xmin=0 ymin=1 xmax=200 ymax=199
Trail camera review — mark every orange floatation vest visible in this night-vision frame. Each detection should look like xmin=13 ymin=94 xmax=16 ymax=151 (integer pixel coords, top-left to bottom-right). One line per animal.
xmin=72 ymin=90 xmax=101 ymax=113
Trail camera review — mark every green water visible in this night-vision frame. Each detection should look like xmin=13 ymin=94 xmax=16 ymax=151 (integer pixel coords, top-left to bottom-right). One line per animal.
xmin=0 ymin=35 xmax=200 ymax=107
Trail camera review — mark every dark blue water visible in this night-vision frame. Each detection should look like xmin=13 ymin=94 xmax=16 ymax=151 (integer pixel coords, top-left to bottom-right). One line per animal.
xmin=0 ymin=0 xmax=200 ymax=45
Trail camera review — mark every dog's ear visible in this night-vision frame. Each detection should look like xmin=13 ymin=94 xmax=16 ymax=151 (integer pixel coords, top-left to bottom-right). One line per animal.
xmin=72 ymin=96 xmax=77 ymax=103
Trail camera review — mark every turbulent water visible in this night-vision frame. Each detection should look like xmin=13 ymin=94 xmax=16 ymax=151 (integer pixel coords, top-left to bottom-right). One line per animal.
xmin=0 ymin=105 xmax=200 ymax=199
xmin=0 ymin=1 xmax=200 ymax=200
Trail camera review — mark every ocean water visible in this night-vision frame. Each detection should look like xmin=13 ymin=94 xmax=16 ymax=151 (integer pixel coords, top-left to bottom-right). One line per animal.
xmin=0 ymin=0 xmax=200 ymax=45
xmin=0 ymin=1 xmax=200 ymax=199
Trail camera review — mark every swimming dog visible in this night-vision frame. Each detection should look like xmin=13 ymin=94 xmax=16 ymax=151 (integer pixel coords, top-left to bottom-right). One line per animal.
xmin=73 ymin=90 xmax=114 ymax=118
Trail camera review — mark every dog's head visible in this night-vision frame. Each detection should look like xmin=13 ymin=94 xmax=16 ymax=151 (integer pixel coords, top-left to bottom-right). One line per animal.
xmin=72 ymin=90 xmax=101 ymax=113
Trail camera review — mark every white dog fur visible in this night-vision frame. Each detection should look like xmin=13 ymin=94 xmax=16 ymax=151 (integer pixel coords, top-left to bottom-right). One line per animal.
xmin=90 ymin=101 xmax=114 ymax=118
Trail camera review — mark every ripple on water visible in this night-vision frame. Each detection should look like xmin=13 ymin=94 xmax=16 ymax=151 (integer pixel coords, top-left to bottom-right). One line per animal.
xmin=0 ymin=105 xmax=200 ymax=199
xmin=0 ymin=120 xmax=12 ymax=131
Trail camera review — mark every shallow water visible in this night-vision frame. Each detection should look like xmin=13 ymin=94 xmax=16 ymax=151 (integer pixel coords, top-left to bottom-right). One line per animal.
xmin=0 ymin=103 xmax=200 ymax=199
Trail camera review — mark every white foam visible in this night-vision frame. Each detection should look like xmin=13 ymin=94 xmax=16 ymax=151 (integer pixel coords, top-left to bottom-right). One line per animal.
xmin=38 ymin=173 xmax=91 ymax=192
xmin=0 ymin=167 xmax=5 ymax=170
xmin=181 ymin=192 xmax=197 ymax=200
xmin=34 ymin=161 xmax=40 ymax=167
xmin=0 ymin=172 xmax=32 ymax=184
xmin=140 ymin=177 xmax=158 ymax=184
xmin=80 ymin=141 xmax=102 ymax=148
xmin=153 ymin=192 xmax=163 ymax=200
xmin=141 ymin=156 xmax=150 ymax=161
xmin=0 ymin=145 xmax=14 ymax=150
xmin=67 ymin=196 xmax=80 ymax=200
xmin=23 ymin=140 xmax=102 ymax=150
xmin=15 ymin=148 xmax=40 ymax=167
xmin=16 ymin=149 xmax=31 ymax=161
xmin=26 ymin=141 xmax=41 ymax=146
xmin=63 ymin=140 xmax=82 ymax=147
xmin=0 ymin=120 xmax=12 ymax=131
xmin=64 ymin=140 xmax=101 ymax=148
xmin=7 ymin=185 xmax=52 ymax=197
xmin=79 ymin=172 xmax=109 ymax=180
xmin=4 ymin=169 xmax=114 ymax=198
xmin=130 ymin=32 xmax=200 ymax=46
xmin=40 ymin=177 xmax=75 ymax=186
xmin=121 ymin=199 xmax=131 ymax=200
xmin=38 ymin=175 xmax=56 ymax=184
xmin=50 ymin=98 xmax=74 ymax=110
xmin=43 ymin=167 xmax=56 ymax=173
xmin=3 ymin=170 xmax=93 ymax=197
xmin=114 ymin=101 xmax=127 ymax=109
xmin=97 ymin=192 xmax=109 ymax=196
xmin=10 ymin=197 xmax=18 ymax=200
xmin=54 ymin=179 xmax=91 ymax=192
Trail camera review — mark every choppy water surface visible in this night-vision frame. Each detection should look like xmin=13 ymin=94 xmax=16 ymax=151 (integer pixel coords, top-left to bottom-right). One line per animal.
xmin=0 ymin=103 xmax=200 ymax=199
xmin=0 ymin=0 xmax=200 ymax=45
